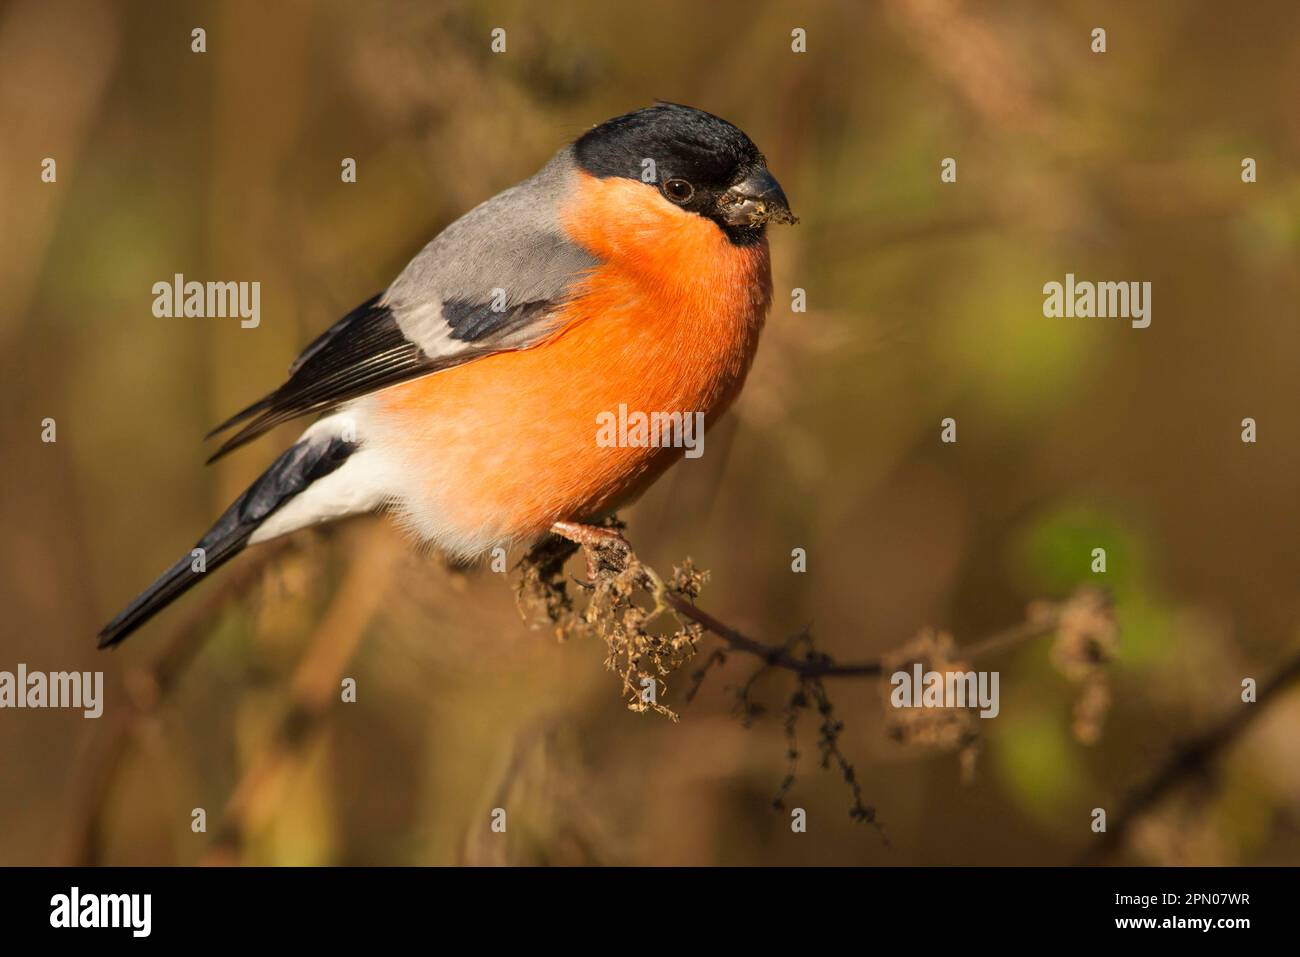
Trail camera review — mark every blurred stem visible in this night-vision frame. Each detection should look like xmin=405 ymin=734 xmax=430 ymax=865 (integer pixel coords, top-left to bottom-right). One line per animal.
xmin=58 ymin=540 xmax=292 ymax=866
xmin=1084 ymin=646 xmax=1300 ymax=864
xmin=204 ymin=527 xmax=398 ymax=864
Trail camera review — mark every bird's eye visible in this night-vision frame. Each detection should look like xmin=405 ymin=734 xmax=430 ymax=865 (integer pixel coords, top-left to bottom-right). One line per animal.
xmin=663 ymin=178 xmax=694 ymax=204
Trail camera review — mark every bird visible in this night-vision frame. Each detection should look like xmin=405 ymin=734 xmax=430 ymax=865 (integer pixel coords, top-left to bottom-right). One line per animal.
xmin=97 ymin=103 xmax=796 ymax=648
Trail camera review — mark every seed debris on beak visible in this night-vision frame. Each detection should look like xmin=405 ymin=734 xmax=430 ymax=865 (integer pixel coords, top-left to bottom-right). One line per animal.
xmin=719 ymin=168 xmax=798 ymax=227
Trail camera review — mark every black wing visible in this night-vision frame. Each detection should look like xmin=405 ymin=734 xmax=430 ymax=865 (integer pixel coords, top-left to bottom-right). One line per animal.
xmin=205 ymin=293 xmax=557 ymax=462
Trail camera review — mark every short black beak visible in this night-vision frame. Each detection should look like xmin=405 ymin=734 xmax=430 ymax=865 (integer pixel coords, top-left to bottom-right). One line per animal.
xmin=719 ymin=168 xmax=797 ymax=227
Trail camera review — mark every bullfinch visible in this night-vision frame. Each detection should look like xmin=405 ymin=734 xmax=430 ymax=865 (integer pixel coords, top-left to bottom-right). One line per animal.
xmin=98 ymin=103 xmax=796 ymax=648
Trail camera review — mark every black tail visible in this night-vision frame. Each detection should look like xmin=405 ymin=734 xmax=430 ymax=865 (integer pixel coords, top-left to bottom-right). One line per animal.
xmin=97 ymin=434 xmax=357 ymax=648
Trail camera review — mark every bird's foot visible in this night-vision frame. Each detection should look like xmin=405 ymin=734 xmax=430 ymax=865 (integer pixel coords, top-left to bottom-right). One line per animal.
xmin=549 ymin=520 xmax=632 ymax=580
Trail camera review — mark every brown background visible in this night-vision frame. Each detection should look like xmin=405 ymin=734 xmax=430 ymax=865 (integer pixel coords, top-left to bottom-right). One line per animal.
xmin=1 ymin=0 xmax=1298 ymax=865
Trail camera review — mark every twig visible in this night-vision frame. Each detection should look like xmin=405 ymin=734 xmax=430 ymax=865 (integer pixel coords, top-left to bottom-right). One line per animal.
xmin=58 ymin=540 xmax=292 ymax=865
xmin=665 ymin=590 xmax=1066 ymax=677
xmin=542 ymin=524 xmax=1094 ymax=827
xmin=545 ymin=523 xmax=1065 ymax=678
xmin=1084 ymin=647 xmax=1300 ymax=863
xmin=204 ymin=528 xmax=398 ymax=862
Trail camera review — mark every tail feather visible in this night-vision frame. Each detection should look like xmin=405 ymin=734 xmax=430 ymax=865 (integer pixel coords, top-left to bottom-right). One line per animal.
xmin=97 ymin=432 xmax=358 ymax=648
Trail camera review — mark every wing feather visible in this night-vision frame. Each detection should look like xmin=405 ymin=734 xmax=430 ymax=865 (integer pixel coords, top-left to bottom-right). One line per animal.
xmin=205 ymin=148 xmax=597 ymax=461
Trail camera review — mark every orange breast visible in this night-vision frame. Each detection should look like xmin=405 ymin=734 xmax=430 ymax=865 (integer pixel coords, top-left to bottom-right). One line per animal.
xmin=367 ymin=173 xmax=772 ymax=549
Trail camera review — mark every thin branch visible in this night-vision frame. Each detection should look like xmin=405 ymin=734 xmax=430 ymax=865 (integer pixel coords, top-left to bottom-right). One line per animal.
xmin=204 ymin=529 xmax=398 ymax=862
xmin=663 ymin=590 xmax=1065 ymax=678
xmin=541 ymin=524 xmax=1107 ymax=828
xmin=58 ymin=540 xmax=293 ymax=865
xmin=543 ymin=522 xmax=1066 ymax=678
xmin=1084 ymin=647 xmax=1300 ymax=863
